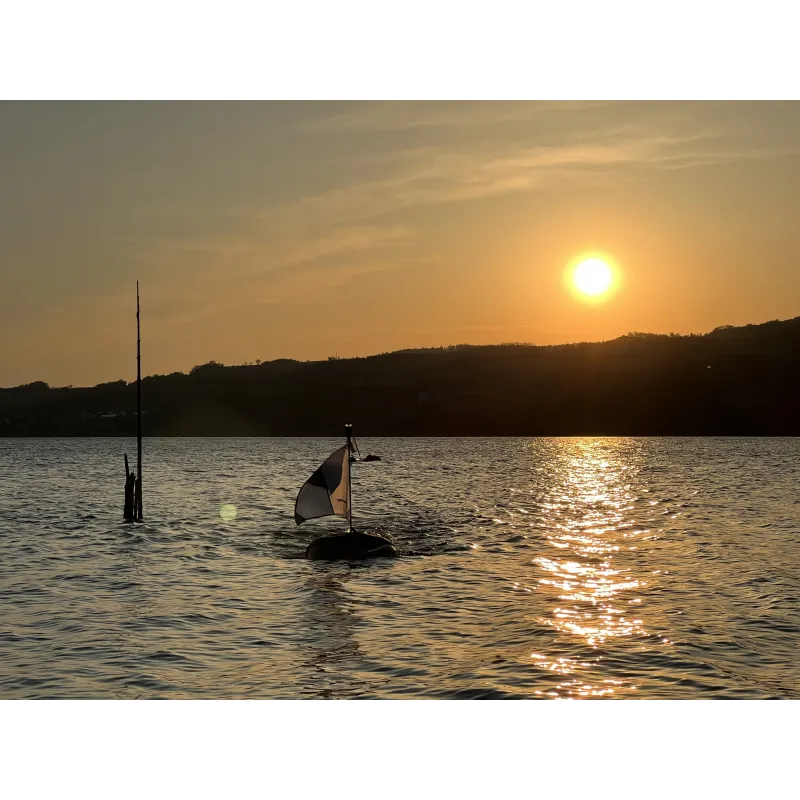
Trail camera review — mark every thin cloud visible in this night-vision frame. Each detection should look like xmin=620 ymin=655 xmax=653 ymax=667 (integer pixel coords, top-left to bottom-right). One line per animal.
xmin=314 ymin=100 xmax=618 ymax=131
xmin=132 ymin=223 xmax=415 ymax=329
xmin=124 ymin=106 xmax=800 ymax=349
xmin=132 ymin=118 xmax=798 ymax=300
xmin=136 ymin=123 xmax=794 ymax=306
xmin=255 ymin=131 xmax=732 ymax=229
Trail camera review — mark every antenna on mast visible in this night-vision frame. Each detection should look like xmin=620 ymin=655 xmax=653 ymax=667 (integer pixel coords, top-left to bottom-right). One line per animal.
xmin=135 ymin=281 xmax=143 ymax=521
xmin=122 ymin=282 xmax=144 ymax=522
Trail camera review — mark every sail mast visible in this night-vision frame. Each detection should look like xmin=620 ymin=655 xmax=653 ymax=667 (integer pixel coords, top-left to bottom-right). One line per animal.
xmin=345 ymin=423 xmax=353 ymax=532
xmin=136 ymin=281 xmax=143 ymax=521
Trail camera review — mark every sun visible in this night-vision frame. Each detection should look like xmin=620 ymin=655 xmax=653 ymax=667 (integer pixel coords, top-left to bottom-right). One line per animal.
xmin=565 ymin=254 xmax=619 ymax=303
xmin=574 ymin=258 xmax=612 ymax=296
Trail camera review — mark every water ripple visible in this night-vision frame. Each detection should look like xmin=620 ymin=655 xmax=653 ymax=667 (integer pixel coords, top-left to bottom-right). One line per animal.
xmin=0 ymin=436 xmax=798 ymax=698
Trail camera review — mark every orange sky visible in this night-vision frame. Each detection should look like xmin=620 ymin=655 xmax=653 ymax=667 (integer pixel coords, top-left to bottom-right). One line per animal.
xmin=2 ymin=101 xmax=800 ymax=387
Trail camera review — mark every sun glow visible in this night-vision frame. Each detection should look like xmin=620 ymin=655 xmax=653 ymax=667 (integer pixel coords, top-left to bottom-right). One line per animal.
xmin=566 ymin=254 xmax=619 ymax=302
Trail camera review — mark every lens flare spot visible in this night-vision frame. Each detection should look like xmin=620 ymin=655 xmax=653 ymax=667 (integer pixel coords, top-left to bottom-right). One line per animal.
xmin=219 ymin=504 xmax=237 ymax=521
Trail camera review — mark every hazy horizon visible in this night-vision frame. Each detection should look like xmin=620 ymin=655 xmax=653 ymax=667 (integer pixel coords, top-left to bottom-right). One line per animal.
xmin=3 ymin=311 xmax=795 ymax=391
xmin=3 ymin=101 xmax=800 ymax=387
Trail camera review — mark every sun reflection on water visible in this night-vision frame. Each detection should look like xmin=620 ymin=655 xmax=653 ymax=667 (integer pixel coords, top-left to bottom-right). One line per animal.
xmin=534 ymin=439 xmax=649 ymax=659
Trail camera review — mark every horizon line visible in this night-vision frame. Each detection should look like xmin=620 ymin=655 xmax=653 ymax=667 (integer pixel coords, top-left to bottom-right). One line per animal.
xmin=3 ymin=313 xmax=797 ymax=393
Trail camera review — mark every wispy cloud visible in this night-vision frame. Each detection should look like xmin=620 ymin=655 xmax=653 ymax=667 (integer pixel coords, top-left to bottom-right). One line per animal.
xmin=313 ymin=100 xmax=616 ymax=131
xmin=131 ymin=222 xmax=415 ymax=329
xmin=129 ymin=103 xmax=800 ymax=330
xmin=133 ymin=224 xmax=409 ymax=272
xmin=255 ymin=131 xmax=733 ymax=230
xmin=132 ymin=237 xmax=252 ymax=266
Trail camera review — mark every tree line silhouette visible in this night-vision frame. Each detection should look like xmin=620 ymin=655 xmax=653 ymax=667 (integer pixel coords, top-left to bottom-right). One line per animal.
xmin=2 ymin=317 xmax=799 ymax=436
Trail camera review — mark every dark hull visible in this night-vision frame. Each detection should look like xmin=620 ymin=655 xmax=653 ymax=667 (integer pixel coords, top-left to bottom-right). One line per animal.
xmin=305 ymin=532 xmax=397 ymax=561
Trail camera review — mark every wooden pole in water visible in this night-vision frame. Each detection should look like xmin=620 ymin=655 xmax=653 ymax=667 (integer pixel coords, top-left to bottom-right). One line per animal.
xmin=123 ymin=453 xmax=134 ymax=521
xmin=135 ymin=281 xmax=143 ymax=521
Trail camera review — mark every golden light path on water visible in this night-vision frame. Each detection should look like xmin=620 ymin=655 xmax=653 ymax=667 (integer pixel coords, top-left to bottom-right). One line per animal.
xmin=528 ymin=439 xmax=654 ymax=698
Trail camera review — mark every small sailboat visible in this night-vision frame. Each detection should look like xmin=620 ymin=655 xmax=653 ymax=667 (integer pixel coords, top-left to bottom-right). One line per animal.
xmin=294 ymin=425 xmax=397 ymax=560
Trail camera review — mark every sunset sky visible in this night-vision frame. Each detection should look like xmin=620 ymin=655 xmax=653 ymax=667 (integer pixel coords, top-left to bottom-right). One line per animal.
xmin=2 ymin=101 xmax=800 ymax=387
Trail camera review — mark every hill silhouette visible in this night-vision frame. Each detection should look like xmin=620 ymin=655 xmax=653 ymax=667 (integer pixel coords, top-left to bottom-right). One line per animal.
xmin=2 ymin=317 xmax=799 ymax=436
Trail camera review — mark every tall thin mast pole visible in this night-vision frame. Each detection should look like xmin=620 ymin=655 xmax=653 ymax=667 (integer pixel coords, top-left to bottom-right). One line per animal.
xmin=136 ymin=281 xmax=143 ymax=521
xmin=345 ymin=423 xmax=353 ymax=532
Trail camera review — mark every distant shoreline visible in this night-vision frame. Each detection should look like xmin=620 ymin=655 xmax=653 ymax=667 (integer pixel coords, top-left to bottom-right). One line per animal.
xmin=4 ymin=316 xmax=799 ymax=438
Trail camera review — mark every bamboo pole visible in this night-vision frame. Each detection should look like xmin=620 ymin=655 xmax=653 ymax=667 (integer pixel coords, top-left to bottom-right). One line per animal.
xmin=135 ymin=282 xmax=143 ymax=521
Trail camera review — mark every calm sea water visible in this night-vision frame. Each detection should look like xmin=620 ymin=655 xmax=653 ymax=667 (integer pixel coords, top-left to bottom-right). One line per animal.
xmin=1 ymin=437 xmax=798 ymax=699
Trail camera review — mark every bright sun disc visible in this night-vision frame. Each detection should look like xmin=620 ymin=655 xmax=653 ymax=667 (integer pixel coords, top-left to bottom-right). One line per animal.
xmin=573 ymin=258 xmax=613 ymax=297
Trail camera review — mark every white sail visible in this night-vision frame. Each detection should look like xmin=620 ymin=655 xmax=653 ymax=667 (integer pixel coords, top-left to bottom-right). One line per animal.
xmin=294 ymin=445 xmax=350 ymax=524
